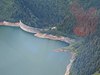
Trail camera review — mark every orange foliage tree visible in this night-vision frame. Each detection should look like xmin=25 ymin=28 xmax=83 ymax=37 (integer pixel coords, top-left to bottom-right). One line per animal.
xmin=70 ymin=2 xmax=98 ymax=37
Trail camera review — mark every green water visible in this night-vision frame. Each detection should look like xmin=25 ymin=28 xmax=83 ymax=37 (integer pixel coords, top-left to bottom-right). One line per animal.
xmin=0 ymin=26 xmax=72 ymax=75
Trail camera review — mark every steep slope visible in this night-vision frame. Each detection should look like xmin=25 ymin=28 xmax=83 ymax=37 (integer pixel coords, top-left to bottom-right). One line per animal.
xmin=0 ymin=0 xmax=100 ymax=75
xmin=69 ymin=0 xmax=100 ymax=75
xmin=0 ymin=0 xmax=70 ymax=28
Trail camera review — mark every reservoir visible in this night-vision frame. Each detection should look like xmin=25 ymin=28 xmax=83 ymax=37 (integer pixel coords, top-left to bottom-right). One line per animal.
xmin=0 ymin=26 xmax=72 ymax=75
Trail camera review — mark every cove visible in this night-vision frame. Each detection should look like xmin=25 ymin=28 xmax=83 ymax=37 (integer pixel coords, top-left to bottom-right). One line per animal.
xmin=0 ymin=26 xmax=72 ymax=75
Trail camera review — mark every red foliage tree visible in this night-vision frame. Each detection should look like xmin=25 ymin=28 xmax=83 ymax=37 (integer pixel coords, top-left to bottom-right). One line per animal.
xmin=70 ymin=2 xmax=98 ymax=37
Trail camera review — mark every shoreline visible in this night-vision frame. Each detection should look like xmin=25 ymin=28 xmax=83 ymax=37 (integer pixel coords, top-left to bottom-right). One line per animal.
xmin=0 ymin=20 xmax=75 ymax=44
xmin=53 ymin=48 xmax=76 ymax=75
xmin=34 ymin=33 xmax=75 ymax=44
xmin=0 ymin=20 xmax=76 ymax=75
xmin=65 ymin=52 xmax=76 ymax=75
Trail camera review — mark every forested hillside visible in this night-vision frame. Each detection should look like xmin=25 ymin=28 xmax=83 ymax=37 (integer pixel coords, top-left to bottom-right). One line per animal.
xmin=0 ymin=0 xmax=70 ymax=28
xmin=0 ymin=0 xmax=100 ymax=75
xmin=68 ymin=0 xmax=100 ymax=75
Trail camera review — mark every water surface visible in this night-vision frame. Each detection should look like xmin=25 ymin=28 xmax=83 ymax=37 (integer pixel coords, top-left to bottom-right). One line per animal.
xmin=0 ymin=26 xmax=72 ymax=75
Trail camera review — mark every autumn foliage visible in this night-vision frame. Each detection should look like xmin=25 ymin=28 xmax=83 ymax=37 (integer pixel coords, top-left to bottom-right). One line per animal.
xmin=70 ymin=2 xmax=98 ymax=37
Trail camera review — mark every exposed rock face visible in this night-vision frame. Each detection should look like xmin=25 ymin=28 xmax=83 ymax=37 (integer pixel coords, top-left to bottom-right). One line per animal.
xmin=65 ymin=53 xmax=76 ymax=75
xmin=34 ymin=33 xmax=75 ymax=44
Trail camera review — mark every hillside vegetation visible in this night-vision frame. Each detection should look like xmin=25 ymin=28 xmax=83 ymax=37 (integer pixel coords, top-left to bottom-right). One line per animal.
xmin=0 ymin=0 xmax=100 ymax=75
